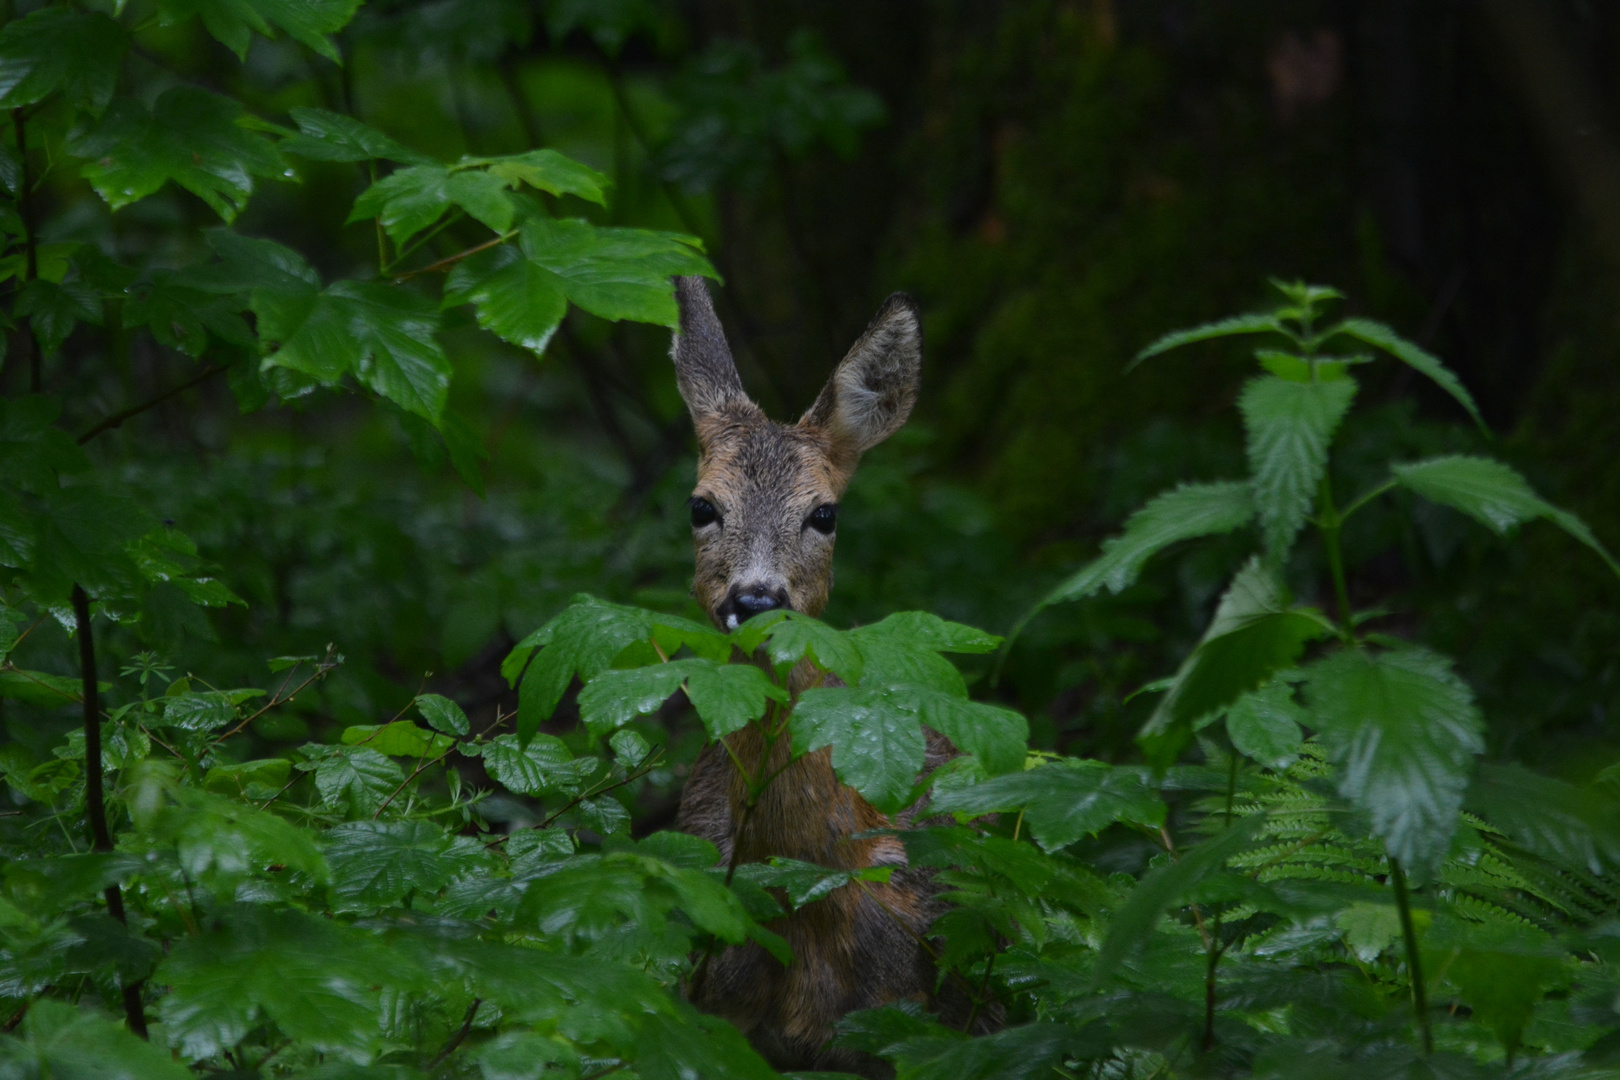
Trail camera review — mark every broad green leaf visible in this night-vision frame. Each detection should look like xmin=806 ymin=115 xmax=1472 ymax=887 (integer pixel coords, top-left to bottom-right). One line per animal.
xmin=259 ymin=279 xmax=450 ymax=422
xmin=479 ymin=733 xmax=591 ymax=796
xmin=1327 ymin=317 xmax=1486 ymax=432
xmin=340 ymin=720 xmax=453 ymax=758
xmin=1304 ymin=646 xmax=1484 ymax=880
xmin=850 ymin=611 xmax=1000 ymax=696
xmin=931 ymin=759 xmax=1165 ymax=850
xmin=0 ymin=668 xmax=83 ymax=708
xmin=157 ymin=0 xmax=363 ymax=63
xmin=503 ymin=596 xmax=655 ymax=743
xmin=281 ymin=106 xmax=435 ymax=165
xmin=1392 ymin=455 xmax=1620 ymax=579
xmin=308 ymin=745 xmax=404 ymax=816
xmin=1464 ymin=763 xmax=1620 ymax=873
xmin=15 ymin=279 xmax=101 ymax=357
xmin=1024 ymin=482 xmax=1255 ymax=619
xmin=350 ymin=164 xmax=517 ymax=243
xmin=1141 ymin=558 xmax=1331 ymax=763
xmin=733 ymin=857 xmax=891 ymax=911
xmin=685 ymin=662 xmax=788 ymax=738
xmin=149 ymin=788 xmax=328 ymax=884
xmin=480 ymin=148 xmax=611 ymax=206
xmin=2 ymin=999 xmax=188 ymax=1080
xmin=578 ymin=659 xmax=703 ymax=737
xmin=907 ymin=689 xmax=1027 ymax=775
xmin=3 ymin=852 xmax=146 ymax=916
xmin=734 ymin=610 xmax=863 ymax=681
xmin=158 ymin=690 xmax=237 ymax=732
xmin=71 ymin=87 xmax=287 ymax=222
xmin=416 ymin=692 xmax=469 ymax=735
xmin=1092 ymin=816 xmax=1263 ymax=982
xmin=0 ymin=8 xmax=127 ymax=113
xmin=791 ymin=686 xmax=926 ymax=814
xmin=518 ymin=216 xmax=715 ymax=327
xmin=203 ymin=757 xmax=290 ymax=795
xmin=1225 ymin=679 xmax=1305 ymax=770
xmin=1239 ymin=374 xmax=1357 ymax=558
xmin=444 ymin=242 xmax=568 ymax=353
xmin=1427 ymin=921 xmax=1562 ymax=1055
xmin=157 ymin=904 xmax=400 ymax=1059
xmin=883 ymin=1021 xmax=1109 ymax=1080
xmin=1132 ymin=311 xmax=1287 ymax=366
xmin=324 ymin=820 xmax=485 ymax=910
xmin=123 ymin=270 xmax=254 ymax=357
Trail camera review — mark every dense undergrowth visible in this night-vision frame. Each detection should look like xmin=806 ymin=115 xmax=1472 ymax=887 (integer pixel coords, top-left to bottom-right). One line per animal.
xmin=4 ymin=2 xmax=1620 ymax=1078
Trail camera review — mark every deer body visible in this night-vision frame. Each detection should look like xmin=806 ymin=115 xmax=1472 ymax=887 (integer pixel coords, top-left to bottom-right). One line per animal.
xmin=666 ymin=278 xmax=976 ymax=1074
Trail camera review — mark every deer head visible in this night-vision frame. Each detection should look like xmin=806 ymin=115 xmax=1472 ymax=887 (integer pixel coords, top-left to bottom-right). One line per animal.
xmin=670 ymin=277 xmax=922 ymax=630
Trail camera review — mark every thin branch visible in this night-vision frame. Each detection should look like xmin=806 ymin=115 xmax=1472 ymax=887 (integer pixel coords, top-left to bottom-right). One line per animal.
xmin=77 ymin=363 xmax=230 ymax=445
xmin=212 ymin=647 xmax=340 ymax=744
xmin=71 ymin=585 xmax=148 ymax=1039
xmin=428 ymin=998 xmax=480 ymax=1069
xmin=392 ymin=230 xmax=515 ymax=282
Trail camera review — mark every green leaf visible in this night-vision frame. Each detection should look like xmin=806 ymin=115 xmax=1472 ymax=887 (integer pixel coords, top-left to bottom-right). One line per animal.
xmin=1025 ymin=482 xmax=1256 ymax=618
xmin=850 ymin=611 xmax=999 ymax=695
xmin=1464 ymin=763 xmax=1620 ymax=873
xmin=517 ymin=216 xmax=716 ymax=327
xmin=1239 ymin=375 xmax=1357 ymax=558
xmin=1225 ymin=679 xmax=1305 ymax=770
xmin=1327 ymin=317 xmax=1487 ymax=432
xmin=416 ymin=692 xmax=469 ymax=736
xmin=1092 ymin=816 xmax=1263 ymax=982
xmin=480 ymin=148 xmax=611 ymax=206
xmin=733 ymin=857 xmax=891 ymax=911
xmin=883 ymin=1021 xmax=1108 ymax=1080
xmin=931 ymin=759 xmax=1165 ymax=850
xmin=3 ymin=852 xmax=146 ymax=916
xmin=444 ymin=242 xmax=568 ymax=354
xmin=15 ymin=279 xmax=101 ymax=357
xmin=149 ymin=788 xmax=328 ymax=884
xmin=350 ymin=164 xmax=515 ymax=243
xmin=324 ymin=820 xmax=484 ymax=910
xmin=578 ymin=659 xmax=701 ymax=737
xmin=157 ymin=0 xmax=363 ymax=63
xmin=1141 ymin=558 xmax=1331 ymax=763
xmin=308 ymin=745 xmax=404 ymax=816
xmin=2 ymin=999 xmax=188 ymax=1080
xmin=1392 ymin=455 xmax=1620 ymax=579
xmin=479 ymin=733 xmax=591 ymax=796
xmin=734 ymin=610 xmax=864 ymax=681
xmin=0 ymin=668 xmax=84 ymax=707
xmin=685 ymin=662 xmax=789 ymax=738
xmin=157 ymin=904 xmax=399 ymax=1059
xmin=123 ymin=270 xmax=254 ymax=357
xmin=504 ymin=596 xmax=656 ymax=743
xmin=158 ymin=690 xmax=238 ymax=732
xmin=1304 ymin=646 xmax=1484 ymax=881
xmin=71 ymin=87 xmax=287 ymax=223
xmin=0 ymin=8 xmax=127 ymax=114
xmin=340 ymin=720 xmax=453 ymax=758
xmin=791 ymin=686 xmax=926 ymax=814
xmin=282 ymin=106 xmax=435 ymax=165
xmin=1428 ymin=921 xmax=1562 ymax=1055
xmin=261 ymin=279 xmax=450 ymax=422
xmin=1132 ymin=311 xmax=1287 ymax=366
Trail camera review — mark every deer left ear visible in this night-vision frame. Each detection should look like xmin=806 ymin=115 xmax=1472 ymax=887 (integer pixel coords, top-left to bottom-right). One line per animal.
xmin=802 ymin=293 xmax=922 ymax=457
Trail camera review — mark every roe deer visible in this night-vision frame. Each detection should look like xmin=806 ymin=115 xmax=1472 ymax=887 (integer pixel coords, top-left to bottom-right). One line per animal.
xmin=668 ymin=277 xmax=984 ymax=1075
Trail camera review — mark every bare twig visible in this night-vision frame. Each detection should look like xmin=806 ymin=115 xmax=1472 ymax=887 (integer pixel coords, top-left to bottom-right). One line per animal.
xmin=392 ymin=230 xmax=515 ymax=282
xmin=71 ymin=585 xmax=148 ymax=1039
xmin=212 ymin=647 xmax=340 ymax=744
xmin=77 ymin=363 xmax=230 ymax=445
xmin=428 ymin=998 xmax=481 ymax=1069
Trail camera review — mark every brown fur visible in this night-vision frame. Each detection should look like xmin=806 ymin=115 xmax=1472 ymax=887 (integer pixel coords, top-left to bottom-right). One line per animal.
xmin=668 ymin=278 xmax=978 ymax=1075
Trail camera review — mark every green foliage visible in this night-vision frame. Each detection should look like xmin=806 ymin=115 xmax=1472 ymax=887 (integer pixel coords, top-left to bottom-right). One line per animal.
xmin=1 ymin=3 xmax=1617 ymax=1065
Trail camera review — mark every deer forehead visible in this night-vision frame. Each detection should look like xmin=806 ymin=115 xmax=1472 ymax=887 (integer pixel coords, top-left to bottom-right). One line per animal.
xmin=695 ymin=418 xmax=846 ymax=516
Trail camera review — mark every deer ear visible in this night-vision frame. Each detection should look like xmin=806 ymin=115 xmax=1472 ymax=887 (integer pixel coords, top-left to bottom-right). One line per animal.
xmin=671 ymin=276 xmax=753 ymax=430
xmin=803 ymin=293 xmax=922 ymax=456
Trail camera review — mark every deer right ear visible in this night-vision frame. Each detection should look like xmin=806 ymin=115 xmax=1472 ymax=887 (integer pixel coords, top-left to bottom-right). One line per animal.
xmin=802 ymin=293 xmax=923 ymax=459
xmin=671 ymin=276 xmax=753 ymax=432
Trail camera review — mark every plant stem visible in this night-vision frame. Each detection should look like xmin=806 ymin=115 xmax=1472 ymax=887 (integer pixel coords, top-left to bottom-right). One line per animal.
xmin=428 ymin=998 xmax=480 ymax=1068
xmin=76 ymin=362 xmax=230 ymax=445
xmin=1389 ymin=857 xmax=1432 ymax=1055
xmin=1337 ymin=478 xmax=1398 ymax=524
xmin=1317 ymin=474 xmax=1354 ymax=639
xmin=392 ymin=229 xmax=514 ymax=281
xmin=71 ymin=585 xmax=148 ymax=1039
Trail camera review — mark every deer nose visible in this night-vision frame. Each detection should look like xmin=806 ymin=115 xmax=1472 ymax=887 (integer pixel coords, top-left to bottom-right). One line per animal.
xmin=719 ymin=583 xmax=790 ymax=629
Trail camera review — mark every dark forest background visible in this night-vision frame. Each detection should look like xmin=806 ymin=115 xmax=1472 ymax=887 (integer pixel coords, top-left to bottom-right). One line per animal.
xmin=7 ymin=0 xmax=1619 ymax=821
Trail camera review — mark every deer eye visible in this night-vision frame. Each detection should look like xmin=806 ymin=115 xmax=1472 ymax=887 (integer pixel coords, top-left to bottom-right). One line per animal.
xmin=689 ymin=497 xmax=719 ymax=529
xmin=806 ymin=503 xmax=838 ymax=535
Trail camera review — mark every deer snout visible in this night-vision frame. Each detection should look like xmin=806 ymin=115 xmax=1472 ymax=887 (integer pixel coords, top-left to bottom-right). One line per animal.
xmin=717 ymin=582 xmax=790 ymax=630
